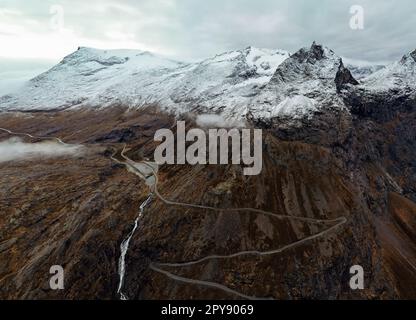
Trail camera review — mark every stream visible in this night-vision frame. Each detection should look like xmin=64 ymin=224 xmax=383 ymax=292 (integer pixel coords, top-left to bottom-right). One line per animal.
xmin=117 ymin=193 xmax=153 ymax=300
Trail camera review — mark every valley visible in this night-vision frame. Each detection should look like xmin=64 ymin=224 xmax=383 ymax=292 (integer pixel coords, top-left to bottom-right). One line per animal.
xmin=0 ymin=102 xmax=415 ymax=299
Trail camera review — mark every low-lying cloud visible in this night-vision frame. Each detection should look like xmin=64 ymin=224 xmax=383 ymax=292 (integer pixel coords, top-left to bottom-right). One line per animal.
xmin=0 ymin=137 xmax=84 ymax=163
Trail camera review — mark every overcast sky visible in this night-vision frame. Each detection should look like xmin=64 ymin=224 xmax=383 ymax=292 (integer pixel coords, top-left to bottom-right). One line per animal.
xmin=0 ymin=0 xmax=415 ymax=94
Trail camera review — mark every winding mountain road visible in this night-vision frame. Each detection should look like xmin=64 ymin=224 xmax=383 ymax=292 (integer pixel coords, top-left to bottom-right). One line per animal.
xmin=0 ymin=127 xmax=67 ymax=145
xmin=0 ymin=129 xmax=348 ymax=300
xmin=119 ymin=144 xmax=347 ymax=300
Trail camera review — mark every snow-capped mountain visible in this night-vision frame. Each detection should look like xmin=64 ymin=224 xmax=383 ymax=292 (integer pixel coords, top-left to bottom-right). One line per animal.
xmin=167 ymin=47 xmax=289 ymax=113
xmin=0 ymin=47 xmax=185 ymax=110
xmin=361 ymin=49 xmax=416 ymax=95
xmin=0 ymin=46 xmax=289 ymax=117
xmin=1 ymin=43 xmax=415 ymax=123
xmin=345 ymin=63 xmax=385 ymax=80
xmin=342 ymin=57 xmax=386 ymax=80
xmin=249 ymin=42 xmax=357 ymax=120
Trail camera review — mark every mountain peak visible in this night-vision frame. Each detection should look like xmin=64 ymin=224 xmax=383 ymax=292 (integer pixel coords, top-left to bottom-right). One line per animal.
xmin=268 ymin=42 xmax=342 ymax=85
xmin=249 ymin=42 xmax=350 ymax=120
xmin=397 ymin=48 xmax=416 ymax=66
xmin=361 ymin=48 xmax=416 ymax=93
xmin=407 ymin=48 xmax=416 ymax=62
xmin=72 ymin=47 xmax=150 ymax=58
xmin=310 ymin=41 xmax=325 ymax=59
xmin=335 ymin=62 xmax=359 ymax=92
xmin=289 ymin=42 xmax=337 ymax=65
xmin=244 ymin=45 xmax=256 ymax=51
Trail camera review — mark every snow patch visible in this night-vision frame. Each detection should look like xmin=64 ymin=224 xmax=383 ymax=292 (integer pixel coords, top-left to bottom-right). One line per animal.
xmin=271 ymin=96 xmax=318 ymax=119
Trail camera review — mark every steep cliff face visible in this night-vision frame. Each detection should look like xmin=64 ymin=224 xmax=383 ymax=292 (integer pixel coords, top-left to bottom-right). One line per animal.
xmin=0 ymin=108 xmax=173 ymax=299
xmin=248 ymin=43 xmax=357 ymax=127
xmin=123 ymin=138 xmax=391 ymax=299
xmin=121 ymin=86 xmax=416 ymax=299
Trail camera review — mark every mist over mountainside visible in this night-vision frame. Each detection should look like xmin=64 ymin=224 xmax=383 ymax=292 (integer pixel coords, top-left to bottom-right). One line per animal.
xmin=346 ymin=64 xmax=386 ymax=80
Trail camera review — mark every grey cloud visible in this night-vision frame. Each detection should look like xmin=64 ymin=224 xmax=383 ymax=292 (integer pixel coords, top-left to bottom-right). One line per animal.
xmin=1 ymin=0 xmax=415 ymax=61
xmin=0 ymin=58 xmax=55 ymax=95
xmin=0 ymin=137 xmax=84 ymax=163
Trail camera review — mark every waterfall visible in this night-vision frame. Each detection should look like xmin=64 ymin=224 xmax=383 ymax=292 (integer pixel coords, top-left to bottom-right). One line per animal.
xmin=117 ymin=194 xmax=153 ymax=300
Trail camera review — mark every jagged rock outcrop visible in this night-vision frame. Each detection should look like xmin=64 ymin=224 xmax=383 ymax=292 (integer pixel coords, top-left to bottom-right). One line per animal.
xmin=249 ymin=43 xmax=355 ymax=123
xmin=335 ymin=61 xmax=359 ymax=92
xmin=344 ymin=48 xmax=416 ymax=122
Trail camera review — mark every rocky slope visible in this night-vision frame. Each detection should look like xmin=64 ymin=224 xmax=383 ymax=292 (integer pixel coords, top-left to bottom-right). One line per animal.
xmin=249 ymin=42 xmax=358 ymax=122
xmin=361 ymin=49 xmax=416 ymax=94
xmin=0 ymin=95 xmax=415 ymax=299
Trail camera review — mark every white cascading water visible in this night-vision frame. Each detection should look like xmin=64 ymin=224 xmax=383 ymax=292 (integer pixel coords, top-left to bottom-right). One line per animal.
xmin=117 ymin=194 xmax=153 ymax=300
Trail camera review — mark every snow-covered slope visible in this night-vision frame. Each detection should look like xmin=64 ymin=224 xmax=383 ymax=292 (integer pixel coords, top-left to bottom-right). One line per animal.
xmin=0 ymin=47 xmax=185 ymax=110
xmin=0 ymin=46 xmax=289 ymax=117
xmin=169 ymin=47 xmax=289 ymax=111
xmin=6 ymin=43 xmax=413 ymax=122
xmin=361 ymin=49 xmax=416 ymax=94
xmin=249 ymin=42 xmax=357 ymax=120
xmin=342 ymin=57 xmax=386 ymax=80
xmin=346 ymin=63 xmax=385 ymax=80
